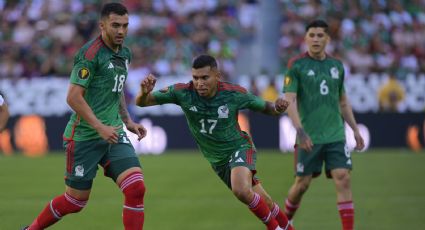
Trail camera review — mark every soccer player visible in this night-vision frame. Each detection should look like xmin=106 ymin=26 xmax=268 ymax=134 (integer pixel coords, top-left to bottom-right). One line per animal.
xmin=136 ymin=54 xmax=293 ymax=230
xmin=282 ymin=19 xmax=365 ymax=230
xmin=23 ymin=3 xmax=147 ymax=230
xmin=0 ymin=94 xmax=9 ymax=131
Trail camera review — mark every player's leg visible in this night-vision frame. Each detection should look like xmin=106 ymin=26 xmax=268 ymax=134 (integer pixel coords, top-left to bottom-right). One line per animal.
xmin=326 ymin=141 xmax=354 ymax=230
xmin=26 ymin=187 xmax=91 ymax=230
xmin=284 ymin=175 xmax=312 ymax=220
xmin=253 ymin=184 xmax=293 ymax=230
xmin=331 ymin=169 xmax=354 ymax=230
xmin=26 ymin=139 xmax=104 ymax=230
xmin=226 ymin=147 xmax=281 ymax=229
xmin=284 ymin=144 xmax=323 ymax=221
xmin=105 ymin=137 xmax=145 ymax=230
xmin=231 ymin=166 xmax=280 ymax=230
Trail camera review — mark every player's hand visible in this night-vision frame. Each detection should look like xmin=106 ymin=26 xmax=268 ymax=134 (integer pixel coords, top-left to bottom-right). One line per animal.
xmin=126 ymin=121 xmax=147 ymax=141
xmin=353 ymin=130 xmax=365 ymax=151
xmin=274 ymin=97 xmax=290 ymax=113
xmin=297 ymin=128 xmax=313 ymax=152
xmin=97 ymin=124 xmax=121 ymax=144
xmin=140 ymin=74 xmax=157 ymax=95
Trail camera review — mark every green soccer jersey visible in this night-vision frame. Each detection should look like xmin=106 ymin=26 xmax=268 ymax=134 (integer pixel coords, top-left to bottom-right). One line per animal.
xmin=63 ymin=36 xmax=131 ymax=141
xmin=283 ymin=52 xmax=345 ymax=144
xmin=153 ymin=81 xmax=266 ymax=166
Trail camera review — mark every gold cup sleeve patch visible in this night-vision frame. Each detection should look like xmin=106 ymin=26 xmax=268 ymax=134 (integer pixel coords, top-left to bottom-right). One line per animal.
xmin=78 ymin=68 xmax=90 ymax=79
xmin=285 ymin=76 xmax=291 ymax=86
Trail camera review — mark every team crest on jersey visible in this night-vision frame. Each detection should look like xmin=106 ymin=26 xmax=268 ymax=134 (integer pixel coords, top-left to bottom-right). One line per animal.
xmin=78 ymin=67 xmax=90 ymax=79
xmin=75 ymin=165 xmax=84 ymax=177
xmin=296 ymin=163 xmax=304 ymax=173
xmin=159 ymin=87 xmax=169 ymax=93
xmin=218 ymin=104 xmax=229 ymax=118
xmin=285 ymin=76 xmax=291 ymax=86
xmin=330 ymin=67 xmax=339 ymax=79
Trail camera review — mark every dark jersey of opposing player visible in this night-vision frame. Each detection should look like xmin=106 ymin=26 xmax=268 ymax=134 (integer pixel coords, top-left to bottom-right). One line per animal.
xmin=63 ymin=36 xmax=131 ymax=141
xmin=152 ymin=81 xmax=266 ymax=166
xmin=283 ymin=52 xmax=345 ymax=144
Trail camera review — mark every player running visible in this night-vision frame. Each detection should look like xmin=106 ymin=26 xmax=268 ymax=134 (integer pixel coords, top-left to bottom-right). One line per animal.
xmin=136 ymin=54 xmax=293 ymax=230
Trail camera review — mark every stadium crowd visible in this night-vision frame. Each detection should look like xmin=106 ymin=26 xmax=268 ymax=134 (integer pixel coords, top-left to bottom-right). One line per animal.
xmin=0 ymin=0 xmax=255 ymax=79
xmin=0 ymin=0 xmax=424 ymax=80
xmin=278 ymin=0 xmax=425 ymax=78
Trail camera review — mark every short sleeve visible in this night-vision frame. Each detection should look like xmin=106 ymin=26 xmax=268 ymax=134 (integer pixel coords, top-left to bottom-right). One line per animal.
xmin=69 ymin=56 xmax=95 ymax=88
xmin=239 ymin=92 xmax=266 ymax=111
xmin=283 ymin=65 xmax=298 ymax=93
xmin=152 ymin=85 xmax=178 ymax=105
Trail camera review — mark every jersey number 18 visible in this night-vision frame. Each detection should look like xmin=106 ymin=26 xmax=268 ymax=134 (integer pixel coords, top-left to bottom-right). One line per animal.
xmin=112 ymin=74 xmax=126 ymax=92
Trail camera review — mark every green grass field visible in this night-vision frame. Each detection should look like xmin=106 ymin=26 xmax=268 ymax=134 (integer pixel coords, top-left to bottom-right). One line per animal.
xmin=1 ymin=149 xmax=425 ymax=230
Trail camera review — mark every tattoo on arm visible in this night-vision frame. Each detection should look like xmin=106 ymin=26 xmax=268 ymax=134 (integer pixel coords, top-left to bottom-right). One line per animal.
xmin=296 ymin=128 xmax=308 ymax=141
xmin=119 ymin=94 xmax=130 ymax=124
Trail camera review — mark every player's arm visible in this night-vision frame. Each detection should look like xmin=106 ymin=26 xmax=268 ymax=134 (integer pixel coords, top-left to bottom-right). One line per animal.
xmin=135 ymin=74 xmax=158 ymax=107
xmin=120 ymin=94 xmax=147 ymax=140
xmin=261 ymin=98 xmax=290 ymax=116
xmin=67 ymin=84 xmax=120 ymax=143
xmin=339 ymin=93 xmax=365 ymax=151
xmin=285 ymin=92 xmax=313 ymax=152
xmin=0 ymin=96 xmax=9 ymax=131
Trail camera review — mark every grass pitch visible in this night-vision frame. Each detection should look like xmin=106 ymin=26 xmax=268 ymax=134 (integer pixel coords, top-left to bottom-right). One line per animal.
xmin=1 ymin=149 xmax=424 ymax=230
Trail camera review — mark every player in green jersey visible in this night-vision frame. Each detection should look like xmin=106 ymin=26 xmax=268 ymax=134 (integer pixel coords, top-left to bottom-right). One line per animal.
xmin=282 ymin=20 xmax=364 ymax=230
xmin=136 ymin=54 xmax=293 ymax=230
xmin=0 ymin=94 xmax=9 ymax=131
xmin=24 ymin=3 xmax=147 ymax=230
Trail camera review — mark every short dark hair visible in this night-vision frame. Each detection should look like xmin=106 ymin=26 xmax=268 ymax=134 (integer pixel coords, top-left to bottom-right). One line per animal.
xmin=305 ymin=19 xmax=329 ymax=34
xmin=101 ymin=2 xmax=128 ymax=19
xmin=192 ymin=54 xmax=218 ymax=69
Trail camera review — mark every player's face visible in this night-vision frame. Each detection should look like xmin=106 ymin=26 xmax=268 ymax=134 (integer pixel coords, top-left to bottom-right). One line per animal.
xmin=305 ymin=27 xmax=329 ymax=58
xmin=100 ymin=13 xmax=129 ymax=48
xmin=192 ymin=66 xmax=220 ymax=98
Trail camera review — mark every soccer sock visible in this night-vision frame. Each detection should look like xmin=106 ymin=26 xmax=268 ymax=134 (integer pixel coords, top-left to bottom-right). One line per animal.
xmin=338 ymin=200 xmax=354 ymax=230
xmin=120 ymin=172 xmax=146 ymax=230
xmin=248 ymin=193 xmax=280 ymax=230
xmin=271 ymin=203 xmax=293 ymax=230
xmin=284 ymin=198 xmax=300 ymax=220
xmin=28 ymin=193 xmax=87 ymax=230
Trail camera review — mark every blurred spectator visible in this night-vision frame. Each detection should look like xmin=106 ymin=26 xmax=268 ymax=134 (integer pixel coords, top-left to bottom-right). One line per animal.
xmin=1 ymin=0 xmax=424 ymax=83
xmin=260 ymin=79 xmax=279 ymax=102
xmin=249 ymin=77 xmax=260 ymax=96
xmin=278 ymin=0 xmax=425 ymax=76
xmin=0 ymin=0 xmax=241 ymax=79
xmin=378 ymin=74 xmax=405 ymax=112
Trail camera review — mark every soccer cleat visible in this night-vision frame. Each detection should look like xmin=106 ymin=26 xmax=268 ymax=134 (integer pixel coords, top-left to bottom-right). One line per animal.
xmin=21 ymin=226 xmax=29 ymax=230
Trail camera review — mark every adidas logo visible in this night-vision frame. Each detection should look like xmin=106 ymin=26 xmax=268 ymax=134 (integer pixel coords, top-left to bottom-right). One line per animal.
xmin=235 ymin=157 xmax=244 ymax=163
xmin=108 ymin=63 xmax=114 ymax=69
xmin=307 ymin=69 xmax=315 ymax=76
xmin=189 ymin=106 xmax=197 ymax=112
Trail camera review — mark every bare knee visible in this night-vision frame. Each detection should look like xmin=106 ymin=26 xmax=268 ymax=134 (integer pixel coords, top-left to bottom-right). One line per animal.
xmin=294 ymin=179 xmax=311 ymax=195
xmin=232 ymin=186 xmax=252 ymax=204
xmin=333 ymin=171 xmax=351 ymax=190
xmin=66 ymin=186 xmax=91 ymax=201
